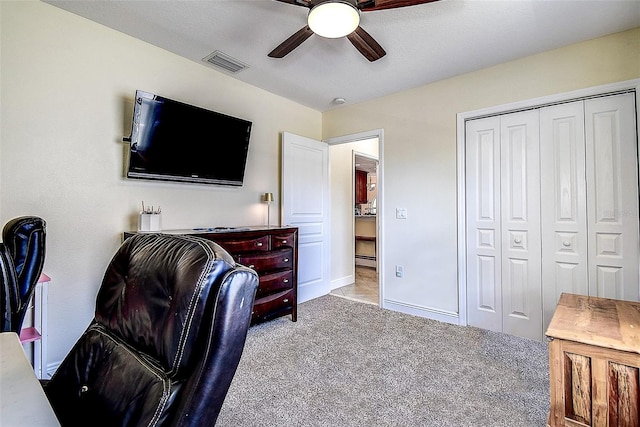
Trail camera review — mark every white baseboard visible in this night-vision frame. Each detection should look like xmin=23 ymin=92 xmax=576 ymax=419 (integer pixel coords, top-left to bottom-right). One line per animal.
xmin=330 ymin=274 xmax=354 ymax=290
xmin=382 ymin=299 xmax=460 ymax=325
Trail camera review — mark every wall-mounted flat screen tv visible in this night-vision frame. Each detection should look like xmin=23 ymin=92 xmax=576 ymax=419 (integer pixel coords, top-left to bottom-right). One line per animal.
xmin=127 ymin=90 xmax=252 ymax=186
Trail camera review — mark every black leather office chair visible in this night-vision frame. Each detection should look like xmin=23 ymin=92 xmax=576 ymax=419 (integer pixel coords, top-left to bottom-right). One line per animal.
xmin=44 ymin=233 xmax=259 ymax=426
xmin=0 ymin=216 xmax=46 ymax=333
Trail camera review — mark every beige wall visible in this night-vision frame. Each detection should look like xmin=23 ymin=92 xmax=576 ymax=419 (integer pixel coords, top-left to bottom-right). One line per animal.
xmin=323 ymin=27 xmax=640 ymax=321
xmin=0 ymin=1 xmax=321 ymax=367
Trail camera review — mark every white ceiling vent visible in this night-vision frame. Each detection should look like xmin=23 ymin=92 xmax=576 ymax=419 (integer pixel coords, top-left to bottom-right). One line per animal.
xmin=202 ymin=51 xmax=249 ymax=74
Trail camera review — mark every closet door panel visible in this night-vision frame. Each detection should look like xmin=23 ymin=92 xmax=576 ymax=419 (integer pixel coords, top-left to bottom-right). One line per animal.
xmin=466 ymin=116 xmax=502 ymax=333
xmin=540 ymin=101 xmax=588 ymax=332
xmin=500 ymin=110 xmax=542 ymax=340
xmin=585 ymin=93 xmax=639 ymax=301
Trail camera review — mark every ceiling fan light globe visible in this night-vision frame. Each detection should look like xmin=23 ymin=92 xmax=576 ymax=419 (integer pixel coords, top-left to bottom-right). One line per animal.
xmin=308 ymin=1 xmax=360 ymax=39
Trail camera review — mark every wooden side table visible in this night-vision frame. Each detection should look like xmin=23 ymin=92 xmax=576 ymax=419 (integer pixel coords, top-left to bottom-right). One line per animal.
xmin=546 ymin=293 xmax=640 ymax=427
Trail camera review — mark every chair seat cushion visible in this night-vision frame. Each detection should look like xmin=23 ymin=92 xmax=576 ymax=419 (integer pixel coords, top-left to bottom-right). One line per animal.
xmin=45 ymin=323 xmax=181 ymax=427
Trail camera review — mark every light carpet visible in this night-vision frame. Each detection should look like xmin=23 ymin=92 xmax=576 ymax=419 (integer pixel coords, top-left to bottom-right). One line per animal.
xmin=216 ymin=295 xmax=549 ymax=427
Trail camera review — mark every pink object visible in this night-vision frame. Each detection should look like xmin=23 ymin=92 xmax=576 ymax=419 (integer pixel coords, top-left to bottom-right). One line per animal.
xmin=19 ymin=327 xmax=41 ymax=343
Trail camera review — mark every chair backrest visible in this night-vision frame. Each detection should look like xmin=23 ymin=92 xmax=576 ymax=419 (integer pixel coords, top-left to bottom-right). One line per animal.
xmin=44 ymin=233 xmax=258 ymax=427
xmin=0 ymin=216 xmax=46 ymax=332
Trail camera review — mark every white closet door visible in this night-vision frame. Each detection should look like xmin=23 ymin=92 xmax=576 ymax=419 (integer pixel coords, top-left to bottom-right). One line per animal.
xmin=466 ymin=116 xmax=502 ymax=333
xmin=500 ymin=110 xmax=542 ymax=340
xmin=540 ymin=101 xmax=588 ymax=332
xmin=585 ymin=93 xmax=640 ymax=301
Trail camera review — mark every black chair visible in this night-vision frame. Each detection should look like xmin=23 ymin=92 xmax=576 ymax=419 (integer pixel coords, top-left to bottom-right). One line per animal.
xmin=0 ymin=216 xmax=46 ymax=333
xmin=44 ymin=233 xmax=259 ymax=426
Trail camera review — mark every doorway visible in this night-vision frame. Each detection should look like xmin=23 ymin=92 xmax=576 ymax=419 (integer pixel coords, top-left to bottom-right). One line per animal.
xmin=333 ymin=152 xmax=379 ymax=304
xmin=326 ymin=131 xmax=382 ymax=306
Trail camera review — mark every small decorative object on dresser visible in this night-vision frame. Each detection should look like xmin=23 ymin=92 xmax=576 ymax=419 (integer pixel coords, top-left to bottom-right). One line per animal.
xmin=546 ymin=293 xmax=640 ymax=427
xmin=124 ymin=226 xmax=298 ymax=324
xmin=263 ymin=192 xmax=274 ymax=228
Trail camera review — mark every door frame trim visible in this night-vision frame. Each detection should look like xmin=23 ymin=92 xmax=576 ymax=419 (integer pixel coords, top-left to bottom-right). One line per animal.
xmin=456 ymin=79 xmax=640 ymax=327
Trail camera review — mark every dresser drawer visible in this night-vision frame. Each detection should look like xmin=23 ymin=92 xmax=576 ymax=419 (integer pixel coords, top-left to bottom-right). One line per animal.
xmin=238 ymin=248 xmax=293 ymax=273
xmin=257 ymin=270 xmax=293 ymax=297
xmin=215 ymin=235 xmax=270 ymax=253
xmin=272 ymin=232 xmax=295 ymax=249
xmin=252 ymin=289 xmax=295 ymax=321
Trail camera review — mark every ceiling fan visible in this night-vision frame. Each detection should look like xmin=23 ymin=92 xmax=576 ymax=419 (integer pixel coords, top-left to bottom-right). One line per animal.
xmin=268 ymin=0 xmax=439 ymax=62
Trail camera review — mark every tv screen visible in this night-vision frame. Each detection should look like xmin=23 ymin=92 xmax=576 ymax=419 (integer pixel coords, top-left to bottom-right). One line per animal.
xmin=127 ymin=90 xmax=252 ymax=186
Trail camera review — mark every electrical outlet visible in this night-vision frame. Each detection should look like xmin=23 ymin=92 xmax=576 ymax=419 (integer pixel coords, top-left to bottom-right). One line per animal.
xmin=396 ymin=208 xmax=407 ymax=219
xmin=395 ymin=265 xmax=404 ymax=278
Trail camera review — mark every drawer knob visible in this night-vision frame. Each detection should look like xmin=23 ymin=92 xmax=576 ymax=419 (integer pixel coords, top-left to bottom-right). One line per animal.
xmin=283 ymin=299 xmax=289 ymax=303
xmin=284 ymin=258 xmax=289 ymax=262
xmin=563 ymin=241 xmax=571 ymax=247
xmin=283 ymin=279 xmax=289 ymax=283
xmin=256 ymin=242 xmax=263 ymax=247
xmin=282 ymin=240 xmax=287 ymax=244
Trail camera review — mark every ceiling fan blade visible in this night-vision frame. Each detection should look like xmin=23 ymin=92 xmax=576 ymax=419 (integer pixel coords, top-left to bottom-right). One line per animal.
xmin=346 ymin=26 xmax=386 ymax=62
xmin=274 ymin=0 xmax=313 ymax=8
xmin=268 ymin=26 xmax=314 ymax=58
xmin=358 ymin=0 xmax=439 ymax=12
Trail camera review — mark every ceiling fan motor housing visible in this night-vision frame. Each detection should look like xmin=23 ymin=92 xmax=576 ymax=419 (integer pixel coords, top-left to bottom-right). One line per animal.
xmin=308 ymin=1 xmax=361 ymax=39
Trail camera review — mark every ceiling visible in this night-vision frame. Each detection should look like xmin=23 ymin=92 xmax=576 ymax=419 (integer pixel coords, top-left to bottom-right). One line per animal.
xmin=355 ymin=154 xmax=378 ymax=173
xmin=46 ymin=0 xmax=640 ymax=112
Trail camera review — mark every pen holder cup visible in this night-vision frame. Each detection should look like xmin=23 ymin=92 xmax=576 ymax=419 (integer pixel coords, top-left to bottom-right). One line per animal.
xmin=138 ymin=213 xmax=162 ymax=232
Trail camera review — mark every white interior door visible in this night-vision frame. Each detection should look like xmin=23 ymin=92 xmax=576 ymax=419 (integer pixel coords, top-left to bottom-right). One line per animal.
xmin=466 ymin=116 xmax=502 ymax=333
xmin=500 ymin=110 xmax=542 ymax=340
xmin=467 ymin=110 xmax=543 ymax=340
xmin=585 ymin=93 xmax=639 ymax=301
xmin=540 ymin=101 xmax=589 ymax=332
xmin=282 ymin=132 xmax=330 ymax=303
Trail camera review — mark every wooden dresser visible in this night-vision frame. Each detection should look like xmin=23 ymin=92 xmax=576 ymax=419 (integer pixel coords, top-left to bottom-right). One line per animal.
xmin=546 ymin=293 xmax=640 ymax=427
xmin=125 ymin=226 xmax=297 ymax=325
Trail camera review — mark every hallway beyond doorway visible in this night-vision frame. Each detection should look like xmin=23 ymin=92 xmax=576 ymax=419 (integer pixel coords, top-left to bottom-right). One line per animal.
xmin=331 ymin=266 xmax=378 ymax=305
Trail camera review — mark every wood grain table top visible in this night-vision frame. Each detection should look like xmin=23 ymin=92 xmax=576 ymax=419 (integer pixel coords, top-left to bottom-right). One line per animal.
xmin=545 ymin=293 xmax=640 ymax=354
